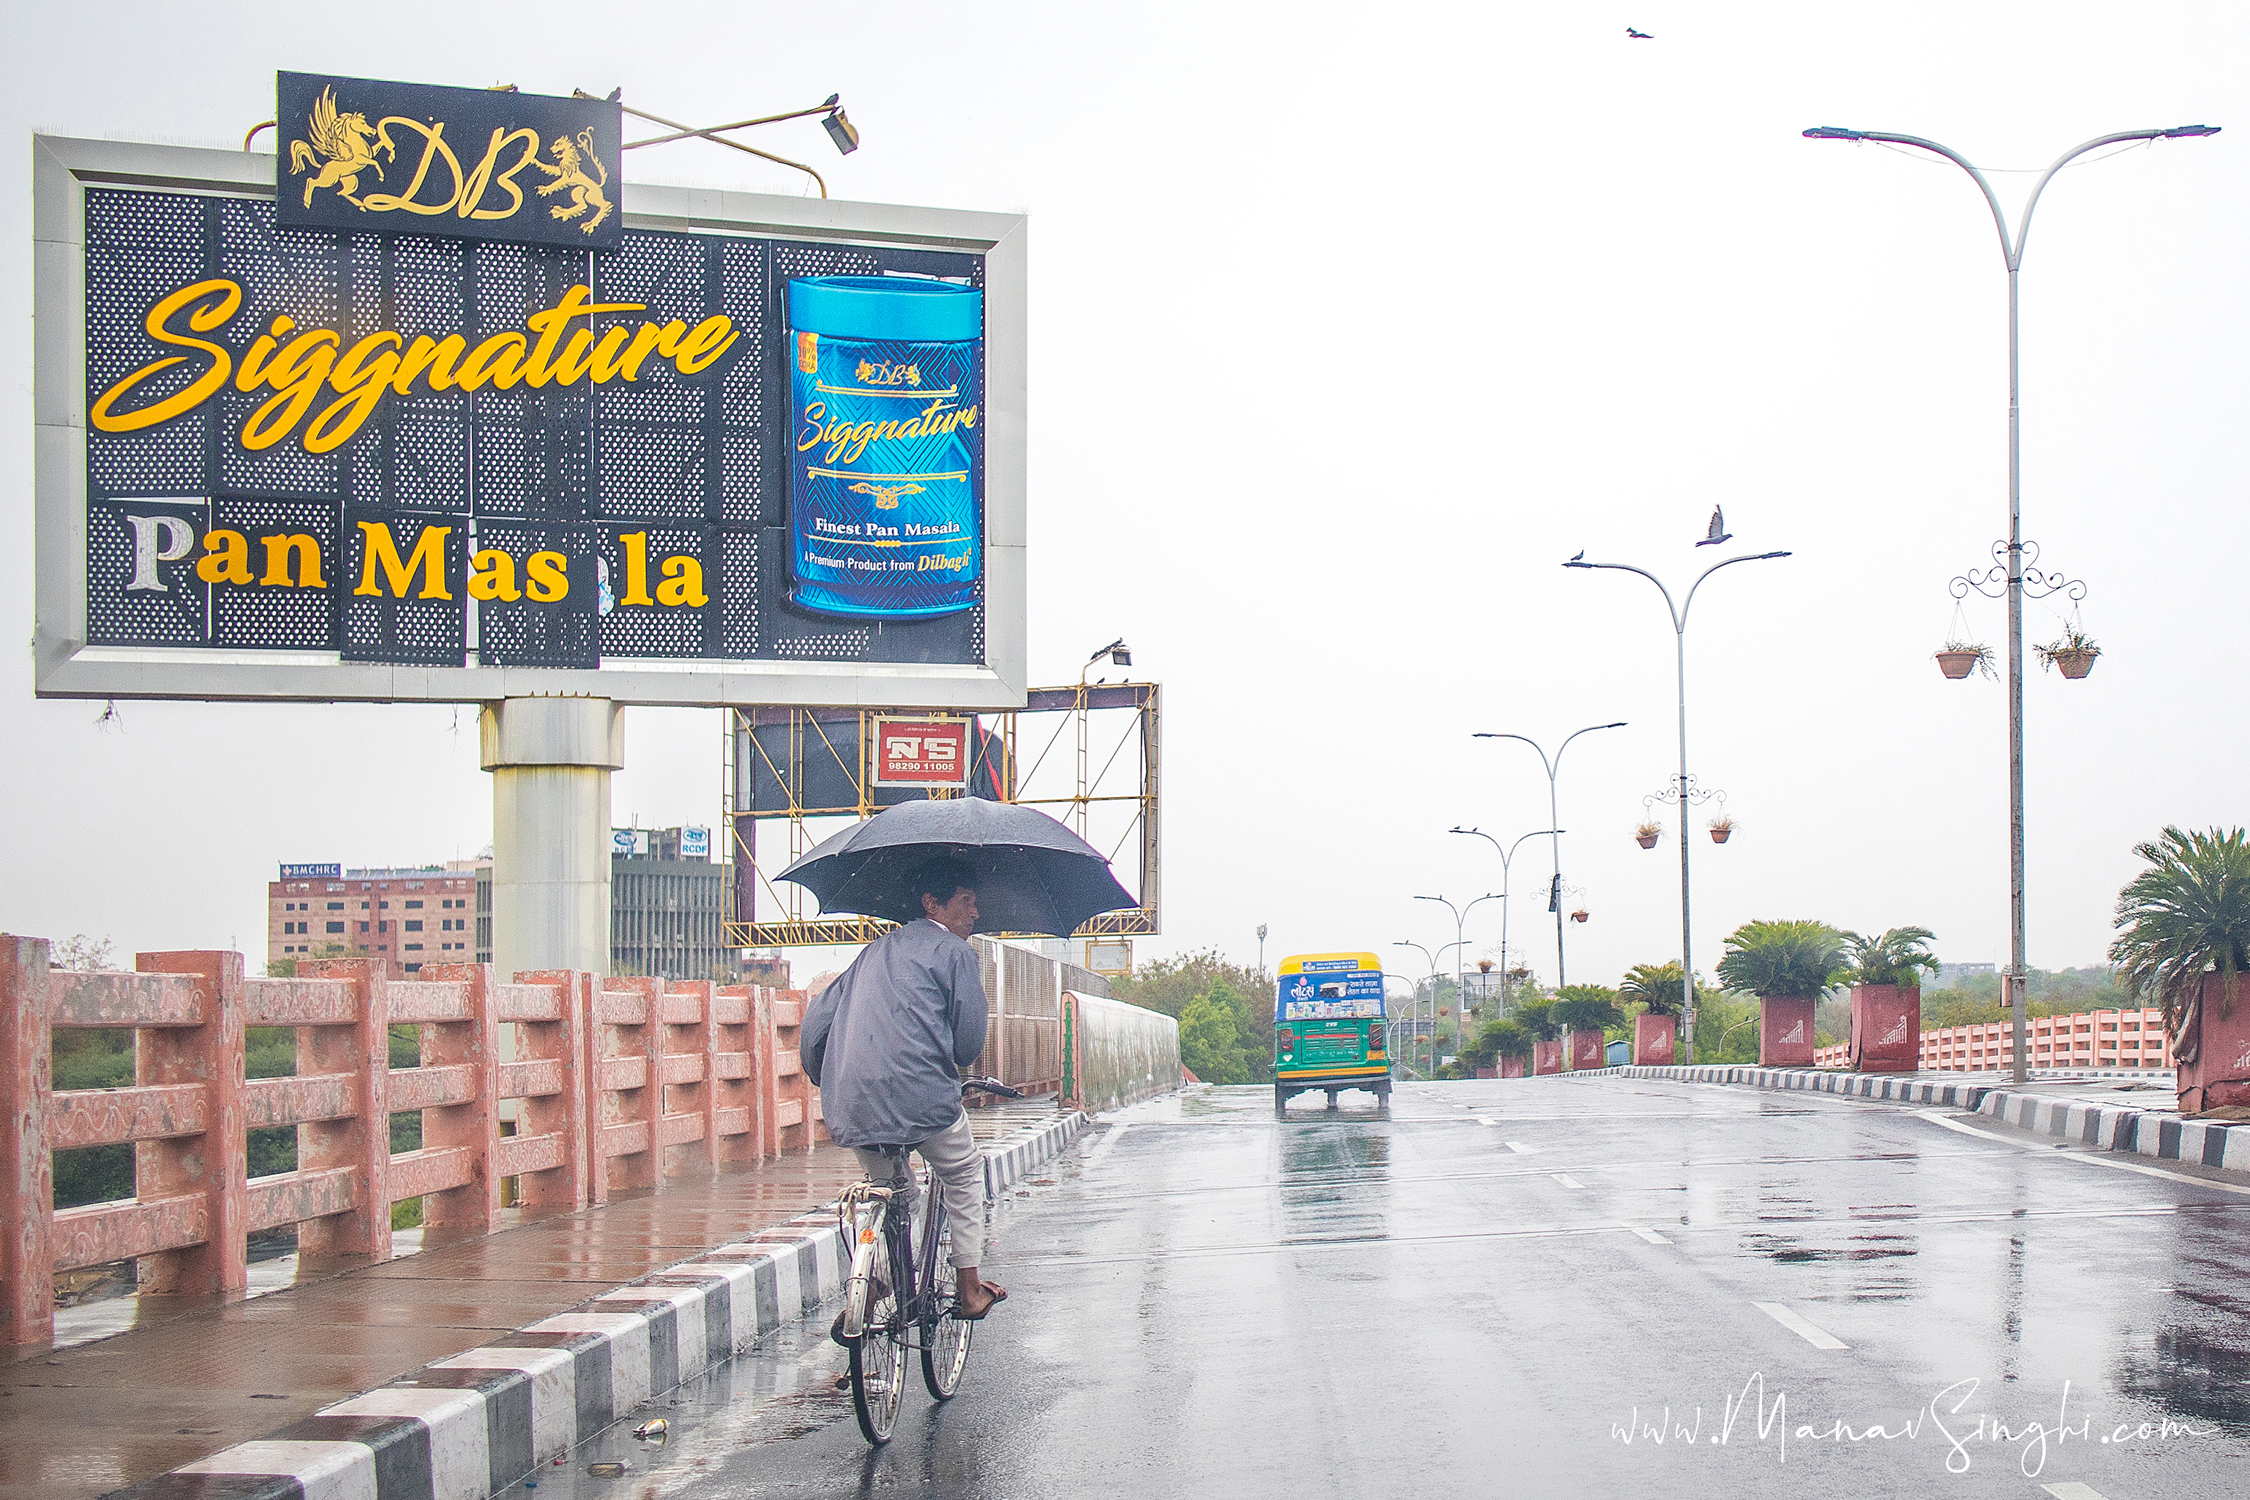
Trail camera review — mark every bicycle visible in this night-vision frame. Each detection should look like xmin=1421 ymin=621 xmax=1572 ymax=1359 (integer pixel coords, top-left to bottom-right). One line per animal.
xmin=837 ymin=1076 xmax=1024 ymax=1444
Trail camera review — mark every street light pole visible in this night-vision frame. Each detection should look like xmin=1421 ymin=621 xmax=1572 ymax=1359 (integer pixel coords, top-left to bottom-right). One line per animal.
xmin=1392 ymin=938 xmax=1462 ymax=1077
xmin=1449 ymin=827 xmax=1562 ymax=1011
xmin=1804 ymin=121 xmax=2219 ymax=1085
xmin=1565 ymin=549 xmax=1791 ymax=1062
xmin=1413 ymin=893 xmax=1502 ymax=1067
xmin=1469 ymin=726 xmax=1624 ymax=992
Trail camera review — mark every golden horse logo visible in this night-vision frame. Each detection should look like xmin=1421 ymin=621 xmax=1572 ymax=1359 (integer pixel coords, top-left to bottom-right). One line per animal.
xmin=534 ymin=129 xmax=612 ymax=233
xmin=287 ymin=87 xmax=391 ymax=209
xmin=848 ymin=480 xmax=927 ymax=511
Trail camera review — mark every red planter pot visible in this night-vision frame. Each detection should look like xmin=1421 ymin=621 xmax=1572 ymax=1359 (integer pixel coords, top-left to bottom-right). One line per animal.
xmin=1632 ymin=1013 xmax=1678 ymax=1065
xmin=1532 ymin=1039 xmax=1562 ymax=1075
xmin=1849 ymin=985 xmax=1920 ymax=1072
xmin=1474 ymin=1065 xmax=1497 ymax=1079
xmin=1501 ymin=1054 xmax=1526 ymax=1079
xmin=1567 ymin=1028 xmax=1608 ymax=1071
xmin=1758 ymin=996 xmax=1817 ymax=1067
xmin=2178 ymin=972 xmax=2250 ymax=1118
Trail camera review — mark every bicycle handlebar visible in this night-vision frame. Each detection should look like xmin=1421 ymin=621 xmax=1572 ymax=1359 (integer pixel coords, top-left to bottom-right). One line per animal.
xmin=961 ymin=1076 xmax=1025 ymax=1099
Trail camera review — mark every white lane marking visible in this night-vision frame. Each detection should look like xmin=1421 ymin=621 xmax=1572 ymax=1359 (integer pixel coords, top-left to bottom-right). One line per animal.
xmin=1629 ymin=1226 xmax=1671 ymax=1244
xmin=1502 ymin=1139 xmax=1540 ymax=1153
xmin=1753 ymin=1301 xmax=1849 ymax=1350
xmin=1550 ymin=1173 xmax=1585 ymax=1189
xmin=1915 ymin=1110 xmax=2250 ymax=1196
xmin=2041 ymin=1484 xmax=2112 ymax=1500
xmin=1082 ymin=1124 xmax=1130 ymax=1167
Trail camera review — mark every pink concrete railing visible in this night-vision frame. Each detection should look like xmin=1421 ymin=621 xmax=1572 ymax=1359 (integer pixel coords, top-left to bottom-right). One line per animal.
xmin=0 ymin=934 xmax=823 ymax=1346
xmin=1810 ymin=1006 xmax=2175 ymax=1071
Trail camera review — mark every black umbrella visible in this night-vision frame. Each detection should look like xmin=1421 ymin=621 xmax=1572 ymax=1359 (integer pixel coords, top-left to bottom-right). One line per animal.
xmin=775 ymin=798 xmax=1137 ymax=936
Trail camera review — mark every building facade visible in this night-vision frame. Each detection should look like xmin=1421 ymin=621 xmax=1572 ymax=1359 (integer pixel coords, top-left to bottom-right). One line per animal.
xmin=271 ymin=829 xmax=736 ymax=981
xmin=268 ymin=863 xmax=481 ymax=975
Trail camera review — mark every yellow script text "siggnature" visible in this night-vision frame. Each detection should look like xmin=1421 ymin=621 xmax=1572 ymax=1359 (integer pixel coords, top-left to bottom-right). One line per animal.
xmin=89 ymin=281 xmax=739 ymax=456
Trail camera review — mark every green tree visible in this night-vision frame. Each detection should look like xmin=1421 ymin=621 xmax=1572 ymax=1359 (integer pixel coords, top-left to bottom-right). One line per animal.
xmin=1113 ymin=949 xmax=1276 ymax=1083
xmin=1842 ymin=927 xmax=1941 ymax=987
xmin=1179 ymin=981 xmax=1255 ymax=1084
xmin=1715 ymin=919 xmax=1849 ymax=1000
xmin=2110 ymin=825 xmax=2250 ymax=1044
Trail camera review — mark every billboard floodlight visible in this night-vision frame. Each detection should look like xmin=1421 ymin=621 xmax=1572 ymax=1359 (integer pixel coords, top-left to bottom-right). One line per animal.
xmin=824 ymin=109 xmax=861 ymax=154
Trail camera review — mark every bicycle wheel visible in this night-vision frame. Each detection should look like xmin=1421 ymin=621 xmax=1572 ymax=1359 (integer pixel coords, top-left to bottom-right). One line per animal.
xmin=920 ymin=1192 xmax=974 ymax=1399
xmin=848 ymin=1222 xmax=905 ymax=1444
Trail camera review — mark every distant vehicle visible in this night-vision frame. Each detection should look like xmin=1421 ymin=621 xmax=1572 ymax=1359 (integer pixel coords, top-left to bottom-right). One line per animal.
xmin=1274 ymin=952 xmax=1391 ymax=1110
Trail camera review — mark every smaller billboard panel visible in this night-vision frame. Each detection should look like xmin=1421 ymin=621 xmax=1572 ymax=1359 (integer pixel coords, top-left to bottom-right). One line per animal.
xmin=279 ymin=862 xmax=341 ymax=879
xmin=871 ymin=717 xmax=971 ymax=787
xmin=681 ymin=825 xmax=711 ymax=860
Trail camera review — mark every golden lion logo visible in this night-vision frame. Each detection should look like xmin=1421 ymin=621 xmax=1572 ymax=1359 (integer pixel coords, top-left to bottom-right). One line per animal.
xmin=848 ymin=480 xmax=927 ymax=511
xmin=534 ymin=129 xmax=612 ymax=233
xmin=287 ymin=86 xmax=392 ymax=209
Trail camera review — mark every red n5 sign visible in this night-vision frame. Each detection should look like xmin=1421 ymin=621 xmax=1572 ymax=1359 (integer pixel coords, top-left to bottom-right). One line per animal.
xmin=871 ymin=718 xmax=971 ymax=787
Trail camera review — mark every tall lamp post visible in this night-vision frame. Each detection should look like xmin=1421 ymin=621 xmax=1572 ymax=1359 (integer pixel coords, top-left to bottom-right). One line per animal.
xmin=1392 ymin=938 xmax=1463 ymax=1076
xmin=1565 ymin=547 xmax=1790 ymax=1060
xmin=1803 ymin=121 xmax=2219 ymax=1084
xmin=1412 ymin=893 xmax=1502 ymax=1065
xmin=1468 ymin=725 xmax=1624 ymax=990
xmin=1448 ymin=827 xmax=1562 ymax=1011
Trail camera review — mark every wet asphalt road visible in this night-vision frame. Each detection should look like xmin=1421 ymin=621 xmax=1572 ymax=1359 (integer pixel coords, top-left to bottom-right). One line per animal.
xmin=506 ymin=1077 xmax=2250 ymax=1499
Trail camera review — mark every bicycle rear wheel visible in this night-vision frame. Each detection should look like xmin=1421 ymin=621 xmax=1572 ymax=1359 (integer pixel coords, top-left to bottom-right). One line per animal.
xmin=919 ymin=1193 xmax=974 ymax=1398
xmin=849 ymin=1226 xmax=905 ymax=1443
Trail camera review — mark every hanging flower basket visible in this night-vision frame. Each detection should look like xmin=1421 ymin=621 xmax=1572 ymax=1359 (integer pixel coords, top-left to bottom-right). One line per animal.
xmin=1634 ymin=822 xmax=1662 ymax=850
xmin=2048 ymin=646 xmax=2098 ymax=680
xmin=1709 ymin=815 xmax=1734 ymax=845
xmin=1570 ymin=909 xmax=1589 ymax=924
xmin=1935 ymin=650 xmax=1979 ymax=680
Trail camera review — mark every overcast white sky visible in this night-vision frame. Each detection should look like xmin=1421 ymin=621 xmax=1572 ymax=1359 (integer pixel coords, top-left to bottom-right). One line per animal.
xmin=6 ymin=2 xmax=2247 ymax=988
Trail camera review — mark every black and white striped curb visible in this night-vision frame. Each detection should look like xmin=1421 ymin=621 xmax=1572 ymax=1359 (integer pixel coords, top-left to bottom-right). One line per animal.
xmin=1972 ymin=1089 xmax=2250 ymax=1172
xmin=1592 ymin=1064 xmax=2245 ymax=1174
xmin=109 ymin=1111 xmax=1089 ymax=1500
xmin=983 ymin=1110 xmax=1087 ymax=1198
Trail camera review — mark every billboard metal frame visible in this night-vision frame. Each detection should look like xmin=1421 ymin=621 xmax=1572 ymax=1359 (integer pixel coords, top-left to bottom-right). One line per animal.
xmin=726 ymin=682 xmax=1159 ymax=948
xmin=31 ymin=134 xmax=1028 ymax=709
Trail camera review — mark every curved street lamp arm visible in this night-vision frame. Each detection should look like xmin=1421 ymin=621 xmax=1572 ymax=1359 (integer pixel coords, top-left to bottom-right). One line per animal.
xmin=1563 ymin=559 xmax=1681 ymax=632
xmin=1806 ymin=126 xmax=2208 ymax=268
xmin=1553 ymin=721 xmax=1629 ymax=772
xmin=1471 ymin=731 xmax=1555 ymax=779
xmin=1510 ymin=829 xmax=1562 ymax=860
xmin=1679 ymin=551 xmax=1793 ymax=629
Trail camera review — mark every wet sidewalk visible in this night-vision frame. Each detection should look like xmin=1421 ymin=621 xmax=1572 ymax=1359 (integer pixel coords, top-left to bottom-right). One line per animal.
xmin=0 ymin=1100 xmax=1068 ymax=1500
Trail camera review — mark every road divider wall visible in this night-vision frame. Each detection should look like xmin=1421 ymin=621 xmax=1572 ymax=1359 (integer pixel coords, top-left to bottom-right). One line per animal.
xmin=1589 ymin=1063 xmax=2247 ymax=1174
xmin=1061 ymin=990 xmax=1181 ymax=1114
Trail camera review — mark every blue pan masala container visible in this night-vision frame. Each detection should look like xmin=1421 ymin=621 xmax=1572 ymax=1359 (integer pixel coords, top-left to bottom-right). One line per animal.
xmin=786 ymin=275 xmax=983 ymax=619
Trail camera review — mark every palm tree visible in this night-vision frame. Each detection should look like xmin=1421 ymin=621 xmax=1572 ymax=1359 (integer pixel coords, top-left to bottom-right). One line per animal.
xmin=1842 ymin=927 xmax=1940 ymax=988
xmin=1550 ymin=984 xmax=1623 ymax=1032
xmin=1619 ymin=961 xmax=1689 ymax=1016
xmin=1715 ymin=919 xmax=1849 ymax=1000
xmin=1514 ymin=999 xmax=1561 ymax=1042
xmin=2109 ymin=826 xmax=2250 ymax=1062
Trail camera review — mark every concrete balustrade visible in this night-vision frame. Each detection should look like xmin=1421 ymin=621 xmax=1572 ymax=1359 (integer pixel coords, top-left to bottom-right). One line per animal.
xmin=0 ymin=933 xmax=828 ymax=1346
xmin=1810 ymin=1005 xmax=2175 ymax=1071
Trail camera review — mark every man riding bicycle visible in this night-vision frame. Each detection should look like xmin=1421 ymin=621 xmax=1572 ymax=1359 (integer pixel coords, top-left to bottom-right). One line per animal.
xmin=802 ymin=856 xmax=1008 ymax=1320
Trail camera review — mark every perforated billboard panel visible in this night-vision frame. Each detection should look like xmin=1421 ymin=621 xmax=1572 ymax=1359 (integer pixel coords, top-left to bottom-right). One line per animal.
xmin=34 ymin=135 xmax=1027 ymax=708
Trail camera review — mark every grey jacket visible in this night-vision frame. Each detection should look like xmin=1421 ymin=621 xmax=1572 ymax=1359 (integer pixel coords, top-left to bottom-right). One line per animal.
xmin=801 ymin=919 xmax=989 ymax=1147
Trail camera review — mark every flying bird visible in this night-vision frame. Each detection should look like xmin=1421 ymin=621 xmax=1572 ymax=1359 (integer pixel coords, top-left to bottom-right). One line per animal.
xmin=1627 ymin=28 xmax=1652 ymax=39
xmin=1697 ymin=507 xmax=1732 ymax=547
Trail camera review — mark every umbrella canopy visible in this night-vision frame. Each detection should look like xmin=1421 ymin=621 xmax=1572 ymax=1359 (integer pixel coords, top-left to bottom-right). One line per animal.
xmin=775 ymin=798 xmax=1137 ymax=936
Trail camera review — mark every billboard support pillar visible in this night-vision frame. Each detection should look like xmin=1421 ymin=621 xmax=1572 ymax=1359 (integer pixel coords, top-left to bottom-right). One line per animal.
xmin=482 ymin=698 xmax=625 ymax=985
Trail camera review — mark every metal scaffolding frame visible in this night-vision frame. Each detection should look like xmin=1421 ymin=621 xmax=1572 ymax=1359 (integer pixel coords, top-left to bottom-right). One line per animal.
xmin=724 ymin=682 xmax=1159 ymax=948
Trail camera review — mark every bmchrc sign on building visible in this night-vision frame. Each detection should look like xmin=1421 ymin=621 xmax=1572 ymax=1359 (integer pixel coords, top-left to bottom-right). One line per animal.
xmin=35 ymin=71 xmax=1026 ymax=710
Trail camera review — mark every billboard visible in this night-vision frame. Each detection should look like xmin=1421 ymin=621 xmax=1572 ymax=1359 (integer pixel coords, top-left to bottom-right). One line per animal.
xmin=870 ymin=717 xmax=971 ymax=787
xmin=680 ymin=824 xmax=710 ymax=860
xmin=278 ymin=861 xmax=341 ymax=879
xmin=33 ymin=130 xmax=1026 ymax=709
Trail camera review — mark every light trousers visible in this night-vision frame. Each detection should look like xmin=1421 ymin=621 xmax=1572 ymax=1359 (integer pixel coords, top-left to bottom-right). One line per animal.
xmin=852 ymin=1110 xmax=985 ymax=1270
